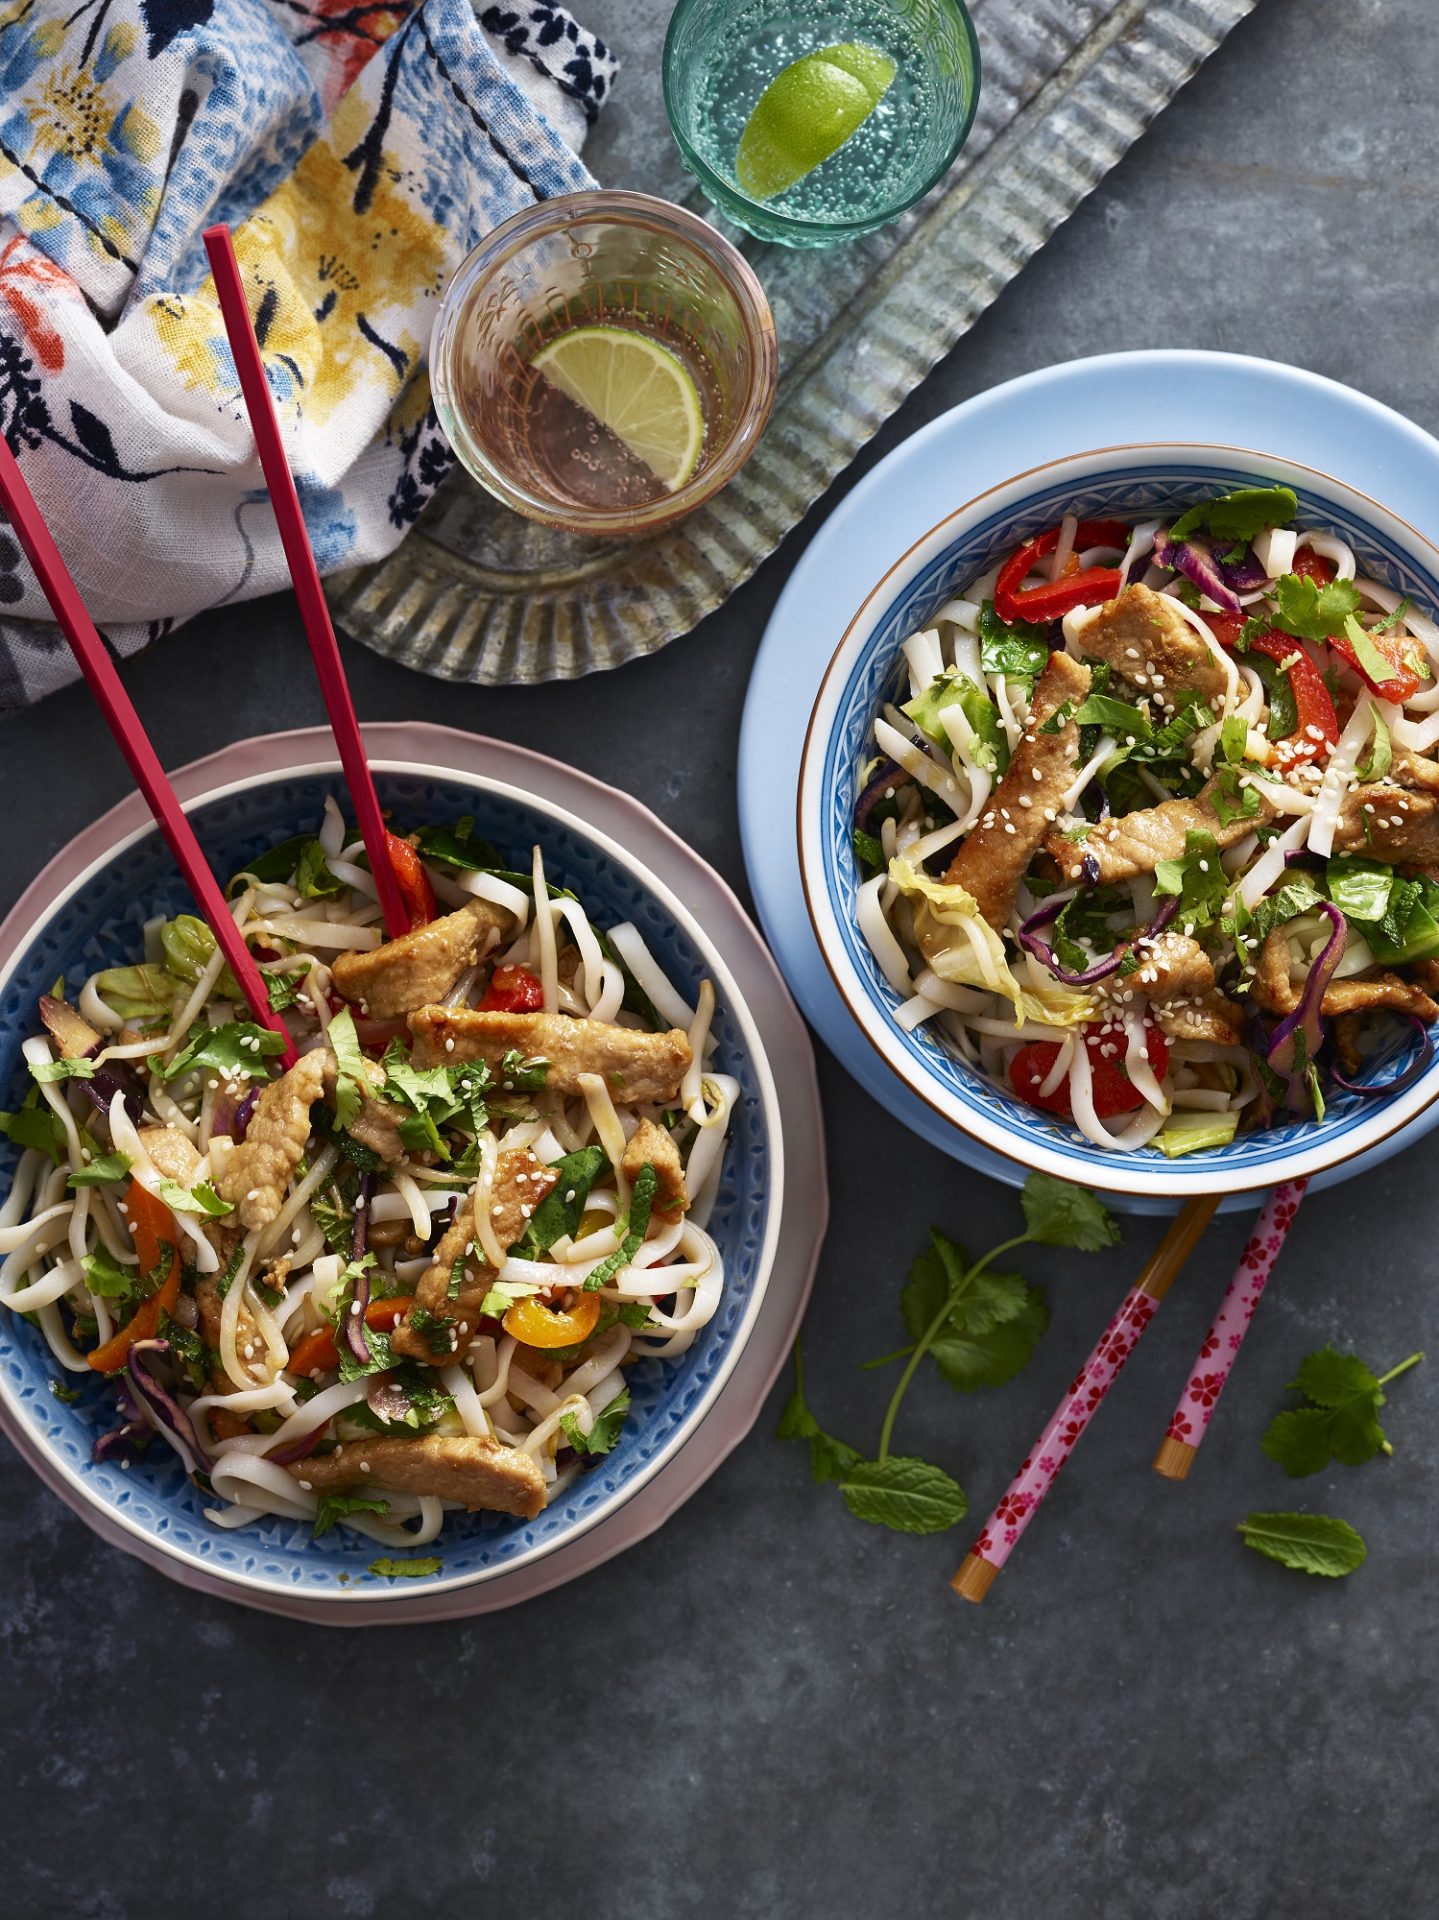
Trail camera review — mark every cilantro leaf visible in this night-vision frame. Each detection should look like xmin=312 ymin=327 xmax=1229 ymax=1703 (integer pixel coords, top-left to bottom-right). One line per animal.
xmin=68 ymin=1151 xmax=132 ymax=1188
xmin=149 ymin=1021 xmax=286 ymax=1084
xmin=1237 ymin=1512 xmax=1367 ymax=1578
xmin=0 ymin=1091 xmax=67 ymax=1165
xmin=81 ymin=1246 xmax=141 ymax=1301
xmin=1153 ymin=828 xmax=1229 ymax=930
xmin=155 ymin=1177 xmax=234 ymax=1218
xmin=1169 ymin=485 xmax=1298 ymax=544
xmin=313 ymin=1492 xmax=390 ymax=1538
xmin=1261 ymin=1345 xmax=1422 ymax=1475
xmin=1272 ymin=572 xmax=1362 ymax=642
xmin=29 ymin=1055 xmax=95 ymax=1085
xmin=368 ymin=1556 xmax=443 ymax=1578
xmin=327 ymin=1008 xmax=369 ymax=1131
xmin=1019 ymin=1173 xmax=1121 ymax=1251
xmin=497 ymin=1047 xmax=549 ymax=1094
xmin=517 ymin=1145 xmax=608 ymax=1255
xmin=560 ymin=1386 xmax=631 ymax=1458
xmin=898 ymin=1230 xmax=1049 ymax=1392
xmin=49 ymin=1379 xmax=82 ymax=1405
xmin=977 ymin=600 xmax=1051 ymax=679
xmin=838 ymin=1457 xmax=968 ymax=1534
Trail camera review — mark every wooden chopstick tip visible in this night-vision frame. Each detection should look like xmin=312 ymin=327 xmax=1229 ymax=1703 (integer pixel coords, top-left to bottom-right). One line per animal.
xmin=1153 ymin=1435 xmax=1198 ymax=1481
xmin=952 ymin=1554 xmax=999 ymax=1604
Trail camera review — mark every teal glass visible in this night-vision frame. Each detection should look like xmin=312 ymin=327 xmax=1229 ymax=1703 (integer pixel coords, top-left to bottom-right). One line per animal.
xmin=662 ymin=0 xmax=980 ymax=248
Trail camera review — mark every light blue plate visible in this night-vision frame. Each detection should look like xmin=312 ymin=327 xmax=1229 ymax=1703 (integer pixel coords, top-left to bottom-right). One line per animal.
xmin=740 ymin=349 xmax=1439 ymax=1216
xmin=0 ymin=767 xmax=776 ymax=1599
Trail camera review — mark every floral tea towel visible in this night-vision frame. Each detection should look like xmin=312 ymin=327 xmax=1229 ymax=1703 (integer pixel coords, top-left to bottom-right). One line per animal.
xmin=0 ymin=0 xmax=617 ymax=709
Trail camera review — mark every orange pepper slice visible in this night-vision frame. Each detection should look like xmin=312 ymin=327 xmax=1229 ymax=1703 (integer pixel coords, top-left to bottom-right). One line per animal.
xmin=87 ymin=1182 xmax=181 ymax=1375
xmin=285 ymin=1294 xmax=416 ymax=1379
xmin=503 ymin=1291 xmax=601 ymax=1350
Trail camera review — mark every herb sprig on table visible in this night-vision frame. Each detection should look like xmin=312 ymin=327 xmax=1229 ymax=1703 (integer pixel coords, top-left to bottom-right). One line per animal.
xmin=778 ymin=1175 xmax=1121 ymax=1535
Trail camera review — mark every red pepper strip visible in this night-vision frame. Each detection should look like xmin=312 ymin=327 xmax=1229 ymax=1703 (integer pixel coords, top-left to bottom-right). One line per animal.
xmin=87 ymin=1183 xmax=180 ymax=1375
xmin=993 ymin=518 xmax=1133 ymax=624
xmin=1330 ymin=624 xmax=1427 ymax=704
xmin=1247 ymin=630 xmax=1339 ymax=766
xmin=383 ymin=831 xmax=436 ymax=928
xmin=479 ymin=964 xmax=546 ymax=1014
xmin=286 ymin=1295 xmax=416 ymax=1379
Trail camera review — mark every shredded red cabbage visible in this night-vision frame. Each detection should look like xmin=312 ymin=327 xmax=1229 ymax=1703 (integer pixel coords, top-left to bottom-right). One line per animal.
xmin=125 ymin=1338 xmax=208 ymax=1474
xmin=1152 ymin=527 xmax=1242 ymax=614
xmin=1330 ymin=1014 xmax=1435 ymax=1098
xmin=854 ymin=759 xmax=908 ymax=835
xmin=1019 ymin=891 xmax=1179 ymax=987
xmin=1266 ymin=902 xmax=1346 ymax=1115
xmin=233 ymin=1089 xmax=259 ymax=1141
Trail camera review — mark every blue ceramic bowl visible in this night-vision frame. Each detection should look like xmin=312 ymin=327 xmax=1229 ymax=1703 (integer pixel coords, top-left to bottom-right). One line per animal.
xmin=0 ymin=760 xmax=781 ymax=1603
xmin=799 ymin=444 xmax=1439 ymax=1198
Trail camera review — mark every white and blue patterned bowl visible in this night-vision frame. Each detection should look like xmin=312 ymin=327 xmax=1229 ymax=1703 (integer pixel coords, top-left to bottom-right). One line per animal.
xmin=799 ymin=444 xmax=1439 ymax=1198
xmin=0 ymin=758 xmax=781 ymax=1603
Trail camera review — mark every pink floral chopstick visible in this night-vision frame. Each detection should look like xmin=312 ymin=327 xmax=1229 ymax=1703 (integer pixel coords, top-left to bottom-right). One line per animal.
xmin=954 ymin=1194 xmax=1218 ymax=1603
xmin=1153 ymin=1179 xmax=1309 ymax=1480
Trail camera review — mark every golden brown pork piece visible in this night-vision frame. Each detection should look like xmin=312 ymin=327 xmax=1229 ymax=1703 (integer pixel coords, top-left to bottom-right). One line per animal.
xmin=288 ymin=1433 xmax=545 ymax=1520
xmin=622 ymin=1118 xmax=689 ymax=1217
xmin=1332 ymin=784 xmax=1439 ymax=868
xmin=1046 ymin=780 xmax=1273 ymax=886
xmin=1067 ymin=584 xmax=1229 ymax=707
xmin=1250 ymin=928 xmax=1439 ymax=1023
xmin=936 ymin=650 xmax=1091 ymax=932
xmin=390 ymin=1148 xmax=558 ymax=1365
xmin=408 ymin=1008 xmax=692 ymax=1106
xmin=213 ymin=1050 xmax=328 ymax=1232
xmin=331 ymin=899 xmax=514 ymax=1019
xmin=137 ymin=1125 xmax=201 ymax=1183
xmin=320 ymin=1054 xmax=407 ymax=1164
xmin=1098 ymin=930 xmax=1244 ymax=1045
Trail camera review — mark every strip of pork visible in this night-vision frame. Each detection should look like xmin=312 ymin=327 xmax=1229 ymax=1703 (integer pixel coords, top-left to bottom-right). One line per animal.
xmin=289 ymin=1433 xmax=545 ymax=1519
xmin=1046 ymin=781 xmax=1272 ymax=886
xmin=937 ymin=650 xmax=1092 ymax=932
xmin=331 ymin=899 xmax=513 ymax=1019
xmin=408 ymin=1008 xmax=692 ymax=1105
xmin=1067 ymin=584 xmax=1229 ymax=707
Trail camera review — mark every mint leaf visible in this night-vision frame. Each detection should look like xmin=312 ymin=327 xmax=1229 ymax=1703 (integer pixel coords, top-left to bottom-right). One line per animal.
xmin=313 ymin=1492 xmax=389 ymax=1539
xmin=1020 ymin=1173 xmax=1121 ymax=1251
xmin=517 ymin=1145 xmax=608 ymax=1255
xmin=1170 ymin=485 xmax=1298 ymax=545
xmin=582 ymin=1163 xmax=657 ymax=1291
xmin=1355 ymin=701 xmax=1392 ymax=783
xmin=328 ymin=1007 xmax=368 ymax=1131
xmin=853 ymin=827 xmax=885 ymax=875
xmin=838 ymin=1457 xmax=968 ymax=1534
xmin=68 ymin=1151 xmax=132 ymax=1188
xmin=1072 ymin=694 xmax=1152 ymax=741
xmin=1237 ymin=1512 xmax=1366 ymax=1578
xmin=368 ymin=1556 xmax=443 ymax=1578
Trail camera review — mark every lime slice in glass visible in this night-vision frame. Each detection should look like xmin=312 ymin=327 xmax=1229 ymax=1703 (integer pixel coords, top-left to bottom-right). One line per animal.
xmin=735 ymin=42 xmax=898 ymax=202
xmin=531 ymin=326 xmax=706 ymax=493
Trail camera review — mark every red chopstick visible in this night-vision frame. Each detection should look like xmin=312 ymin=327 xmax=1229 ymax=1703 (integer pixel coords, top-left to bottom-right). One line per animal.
xmin=202 ymin=224 xmax=410 ymax=942
xmin=0 ymin=438 xmax=298 ymax=1068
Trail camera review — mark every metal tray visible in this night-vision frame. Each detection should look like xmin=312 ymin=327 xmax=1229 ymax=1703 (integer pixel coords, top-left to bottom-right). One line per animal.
xmin=329 ymin=0 xmax=1259 ymax=685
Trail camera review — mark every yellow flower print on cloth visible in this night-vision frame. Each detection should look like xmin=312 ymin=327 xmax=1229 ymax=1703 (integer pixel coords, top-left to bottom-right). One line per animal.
xmin=0 ymin=0 xmax=616 ymax=709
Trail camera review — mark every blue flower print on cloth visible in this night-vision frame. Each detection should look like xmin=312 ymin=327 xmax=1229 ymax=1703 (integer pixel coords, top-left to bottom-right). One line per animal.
xmin=0 ymin=0 xmax=618 ymax=710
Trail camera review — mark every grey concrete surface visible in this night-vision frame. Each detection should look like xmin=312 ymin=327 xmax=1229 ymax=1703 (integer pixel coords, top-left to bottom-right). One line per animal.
xmin=2 ymin=1 xmax=1437 ymax=1915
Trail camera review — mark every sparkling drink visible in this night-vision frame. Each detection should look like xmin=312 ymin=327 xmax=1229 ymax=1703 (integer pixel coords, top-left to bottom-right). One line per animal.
xmin=664 ymin=0 xmax=980 ymax=247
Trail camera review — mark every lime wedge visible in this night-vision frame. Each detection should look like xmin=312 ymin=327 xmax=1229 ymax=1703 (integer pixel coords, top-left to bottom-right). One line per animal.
xmin=530 ymin=326 xmax=705 ymax=493
xmin=736 ymin=42 xmax=897 ymax=201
